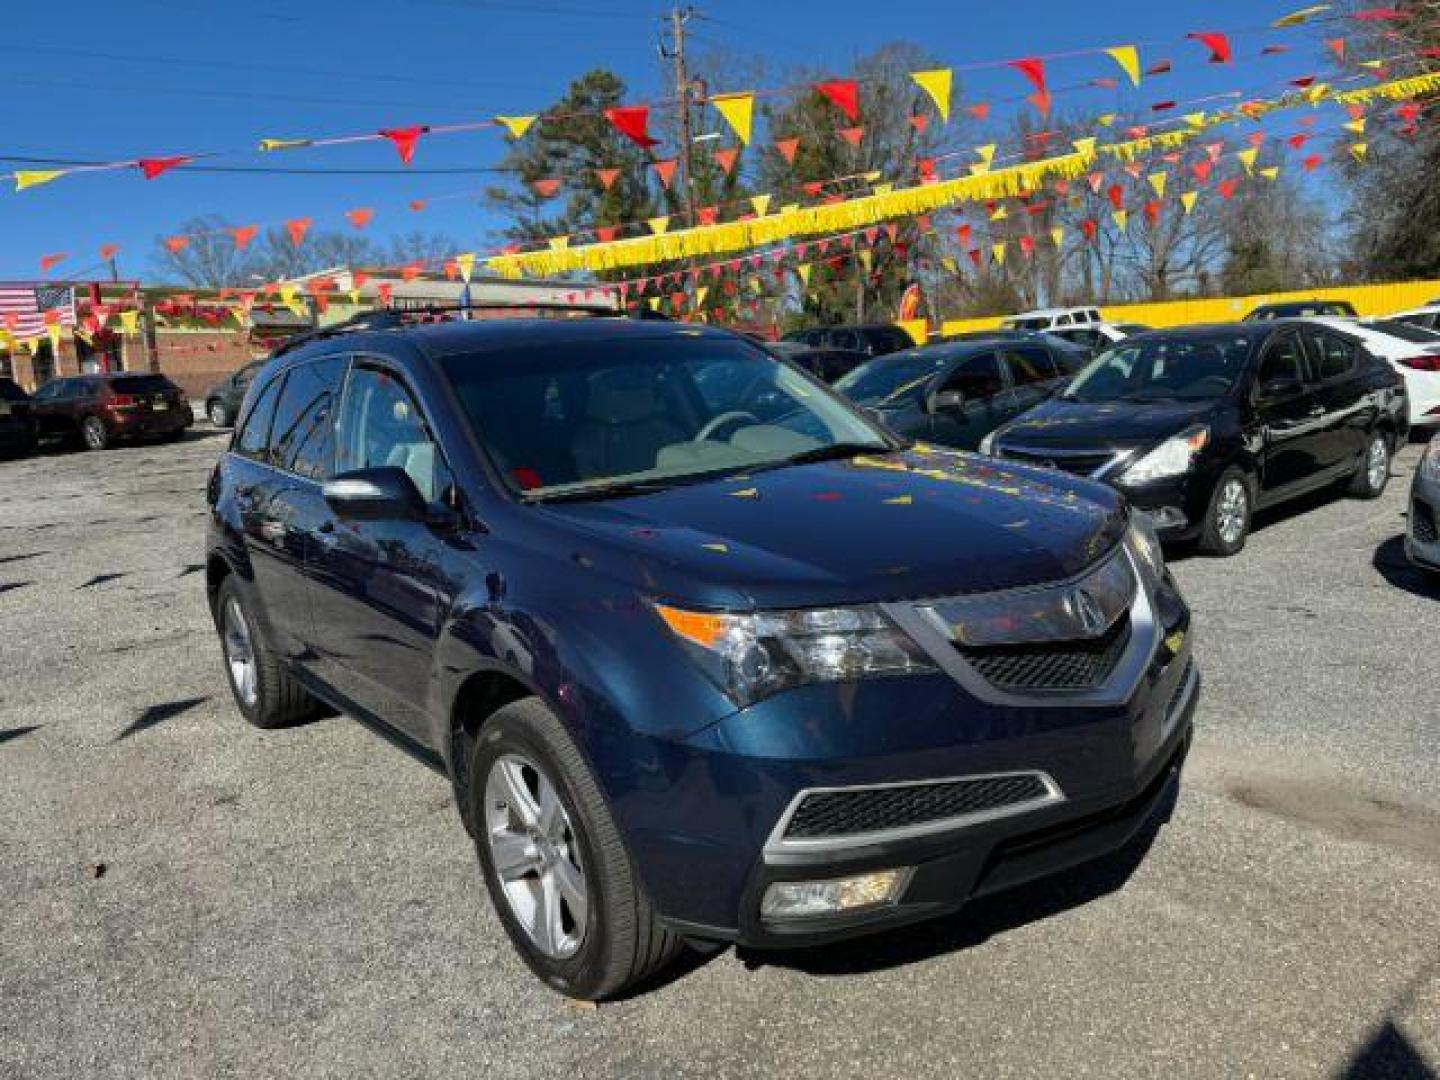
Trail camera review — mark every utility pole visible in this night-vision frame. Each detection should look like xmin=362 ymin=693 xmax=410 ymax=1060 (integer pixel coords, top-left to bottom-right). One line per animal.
xmin=662 ymin=5 xmax=699 ymax=221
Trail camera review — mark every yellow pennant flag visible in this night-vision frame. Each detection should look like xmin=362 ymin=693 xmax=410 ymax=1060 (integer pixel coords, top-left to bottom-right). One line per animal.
xmin=47 ymin=324 xmax=62 ymax=355
xmin=989 ymin=205 xmax=1008 ymax=221
xmin=119 ymin=310 xmax=139 ymax=334
xmin=1112 ymin=209 xmax=1129 ymax=232
xmin=1260 ymin=166 xmax=1280 ymax=181
xmin=1273 ymin=4 xmax=1330 ymax=27
xmin=1344 ymin=117 xmax=1367 ymax=135
xmin=258 ymin=138 xmax=313 ymax=152
xmin=14 ymin=170 xmax=65 ymax=192
xmin=1305 ymin=83 xmax=1330 ymax=104
xmin=1180 ymin=191 xmax=1199 ymax=215
xmin=797 ymin=263 xmax=812 ymax=285
xmin=1105 ymin=46 xmax=1141 ymax=88
xmin=455 ymin=252 xmax=476 ymax=282
xmin=1148 ymin=171 xmax=1167 ymax=198
xmin=1236 ymin=147 xmax=1259 ymax=174
xmin=991 ymin=242 xmax=1007 ymax=266
xmin=749 ymin=278 xmax=763 ymax=296
xmin=710 ymin=92 xmax=754 ymax=145
xmin=858 ymin=249 xmax=873 ymax=273
xmin=1351 ymin=142 xmax=1369 ymax=163
xmin=1072 ymin=137 xmax=1097 ymax=162
xmin=348 ymin=289 xmax=362 ymax=305
xmin=279 ymin=284 xmax=299 ymax=308
xmin=896 ymin=319 xmax=927 ymax=346
xmin=495 ymin=115 xmax=537 ymax=140
xmin=647 ymin=216 xmax=670 ymax=235
xmin=548 ymin=235 xmax=570 ymax=252
xmin=975 ymin=143 xmax=997 ymax=172
xmin=646 ymin=297 xmax=661 ymax=312
xmin=750 ymin=194 xmax=772 ymax=217
xmin=695 ymin=286 xmax=709 ymax=307
xmin=941 ymin=256 xmax=958 ymax=273
xmin=1097 ymin=114 xmax=1117 ymax=128
xmin=1050 ymin=225 xmax=1065 ymax=248
xmin=1184 ymin=112 xmax=1207 ymax=131
xmin=910 ymin=69 xmax=953 ymax=122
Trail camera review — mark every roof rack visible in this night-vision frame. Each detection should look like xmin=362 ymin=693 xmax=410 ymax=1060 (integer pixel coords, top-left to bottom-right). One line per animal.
xmin=267 ymin=300 xmax=628 ymax=358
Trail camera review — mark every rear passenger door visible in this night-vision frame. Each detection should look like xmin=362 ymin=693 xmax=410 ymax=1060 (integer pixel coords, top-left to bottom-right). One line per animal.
xmin=1299 ymin=326 xmax=1371 ymax=470
xmin=306 ymin=359 xmax=465 ymax=742
xmin=1252 ymin=330 xmax=1331 ymax=495
xmin=1000 ymin=345 xmax=1064 ymax=416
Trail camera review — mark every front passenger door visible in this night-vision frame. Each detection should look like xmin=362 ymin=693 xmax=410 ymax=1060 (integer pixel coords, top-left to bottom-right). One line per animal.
xmin=1252 ymin=331 xmax=1330 ymax=496
xmin=928 ymin=353 xmax=1007 ymax=450
xmin=1300 ymin=327 xmax=1369 ymax=470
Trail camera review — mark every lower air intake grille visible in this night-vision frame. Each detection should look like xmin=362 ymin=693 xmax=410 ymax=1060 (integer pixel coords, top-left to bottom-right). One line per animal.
xmin=784 ymin=773 xmax=1052 ymax=840
xmin=1413 ymin=499 xmax=1438 ymax=545
xmin=1002 ymin=449 xmax=1114 ymax=477
xmin=957 ymin=615 xmax=1131 ymax=692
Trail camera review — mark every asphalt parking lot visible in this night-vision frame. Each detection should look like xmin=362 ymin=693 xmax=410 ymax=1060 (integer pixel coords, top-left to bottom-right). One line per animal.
xmin=1 ymin=428 xmax=1436 ymax=1080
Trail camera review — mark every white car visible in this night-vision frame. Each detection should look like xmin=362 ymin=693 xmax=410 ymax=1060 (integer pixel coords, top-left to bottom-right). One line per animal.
xmin=1044 ymin=322 xmax=1152 ymax=351
xmin=1307 ymin=316 xmax=1440 ymax=429
xmin=1386 ymin=305 xmax=1440 ymax=333
xmin=1000 ymin=306 xmax=1103 ymax=331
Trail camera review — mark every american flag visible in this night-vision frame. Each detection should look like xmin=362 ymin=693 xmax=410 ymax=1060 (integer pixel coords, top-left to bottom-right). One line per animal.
xmin=0 ymin=283 xmax=77 ymax=339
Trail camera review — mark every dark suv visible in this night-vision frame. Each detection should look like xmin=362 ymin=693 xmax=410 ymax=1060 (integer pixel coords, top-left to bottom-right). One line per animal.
xmin=204 ymin=359 xmax=266 ymax=428
xmin=783 ymin=323 xmax=915 ymax=357
xmin=32 ymin=372 xmax=192 ymax=450
xmin=206 ymin=314 xmax=1198 ymax=999
xmin=982 ymin=322 xmax=1409 ymax=555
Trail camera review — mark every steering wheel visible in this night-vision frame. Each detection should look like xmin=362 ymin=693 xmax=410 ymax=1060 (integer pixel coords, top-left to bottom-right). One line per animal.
xmin=694 ymin=410 xmax=760 ymax=442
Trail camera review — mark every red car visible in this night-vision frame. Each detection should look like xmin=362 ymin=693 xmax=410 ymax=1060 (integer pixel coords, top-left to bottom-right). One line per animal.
xmin=31 ymin=372 xmax=193 ymax=451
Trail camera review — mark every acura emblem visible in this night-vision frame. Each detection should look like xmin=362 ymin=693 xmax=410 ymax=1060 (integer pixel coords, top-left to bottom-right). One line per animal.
xmin=1067 ymin=588 xmax=1107 ymax=637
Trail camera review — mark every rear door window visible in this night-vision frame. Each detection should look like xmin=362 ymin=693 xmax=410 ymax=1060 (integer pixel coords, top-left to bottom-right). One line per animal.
xmin=942 ymin=353 xmax=1005 ymax=399
xmin=1257 ymin=333 xmax=1306 ymax=387
xmin=1302 ymin=330 xmax=1357 ymax=383
xmin=1001 ymin=347 xmax=1053 ymax=386
xmin=234 ymin=375 xmax=282 ymax=460
xmin=267 ymin=356 xmax=346 ymax=479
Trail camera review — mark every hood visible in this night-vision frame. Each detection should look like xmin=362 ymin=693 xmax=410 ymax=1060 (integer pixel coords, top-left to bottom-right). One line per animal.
xmin=531 ymin=447 xmax=1126 ymax=611
xmin=996 ymin=396 xmax=1222 ymax=453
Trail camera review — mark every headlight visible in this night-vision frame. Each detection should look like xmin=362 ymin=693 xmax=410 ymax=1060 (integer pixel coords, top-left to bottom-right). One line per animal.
xmin=1126 ymin=513 xmax=1166 ymax=586
xmin=654 ymin=603 xmax=936 ymax=706
xmin=1422 ymin=435 xmax=1440 ymax=480
xmin=978 ymin=430 xmax=999 ymax=456
xmin=1120 ymin=426 xmax=1209 ymax=484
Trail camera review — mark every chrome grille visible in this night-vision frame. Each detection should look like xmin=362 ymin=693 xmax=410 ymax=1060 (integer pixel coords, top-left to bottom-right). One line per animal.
xmin=956 ymin=615 xmax=1132 ymax=692
xmin=1001 ymin=447 xmax=1115 ymax=477
xmin=782 ymin=773 xmax=1055 ymax=841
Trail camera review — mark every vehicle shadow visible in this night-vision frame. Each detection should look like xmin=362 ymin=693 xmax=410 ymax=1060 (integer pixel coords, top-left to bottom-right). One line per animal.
xmin=1167 ymin=483 xmax=1375 ymax=565
xmin=1373 ymin=536 xmax=1440 ymax=601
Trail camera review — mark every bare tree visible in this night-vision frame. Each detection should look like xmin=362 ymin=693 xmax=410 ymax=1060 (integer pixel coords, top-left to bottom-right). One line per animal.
xmin=150 ymin=215 xmax=259 ymax=288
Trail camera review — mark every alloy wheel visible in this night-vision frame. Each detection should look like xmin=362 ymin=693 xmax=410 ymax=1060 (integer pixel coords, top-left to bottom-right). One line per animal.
xmin=209 ymin=402 xmax=228 ymax=427
xmin=1217 ymin=478 xmax=1248 ymax=546
xmin=484 ymin=753 xmax=588 ymax=960
xmin=1366 ymin=437 xmax=1388 ymax=491
xmin=221 ymin=597 xmax=258 ymax=707
xmin=82 ymin=418 xmax=106 ymax=450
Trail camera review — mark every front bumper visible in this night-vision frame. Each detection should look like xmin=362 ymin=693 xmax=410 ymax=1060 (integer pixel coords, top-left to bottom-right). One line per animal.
xmin=1406 ymin=470 xmax=1440 ymax=571
xmin=1115 ymin=473 xmax=1213 ymax=541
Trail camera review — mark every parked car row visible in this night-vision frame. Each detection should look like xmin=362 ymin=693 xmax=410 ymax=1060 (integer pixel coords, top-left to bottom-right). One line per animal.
xmin=0 ymin=372 xmax=193 ymax=457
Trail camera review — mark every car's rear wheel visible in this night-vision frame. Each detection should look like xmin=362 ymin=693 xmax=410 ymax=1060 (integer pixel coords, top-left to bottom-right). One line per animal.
xmin=80 ymin=415 xmax=108 ymax=451
xmin=1348 ymin=432 xmax=1390 ymax=499
xmin=213 ymin=576 xmax=319 ymax=729
xmin=469 ymin=697 xmax=682 ymax=1000
xmin=1199 ymin=469 xmax=1252 ymax=557
xmin=208 ymin=400 xmax=231 ymax=428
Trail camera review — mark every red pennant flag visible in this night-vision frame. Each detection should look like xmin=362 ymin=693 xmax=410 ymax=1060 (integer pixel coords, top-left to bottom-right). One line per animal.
xmin=163 ymin=235 xmax=189 ymax=254
xmin=1107 ymin=184 xmax=1125 ymax=210
xmin=1018 ymin=235 xmax=1035 ymax=258
xmin=814 ymin=79 xmax=860 ymax=122
xmin=379 ymin=126 xmax=426 ymax=165
xmin=1192 ymin=160 xmax=1214 ymax=182
xmin=99 ymin=244 xmax=119 ymax=261
xmin=1396 ymin=102 xmax=1422 ymax=125
xmin=956 ymin=224 xmax=972 ymax=246
xmin=774 ymin=137 xmax=800 ymax=163
xmin=594 ymin=167 xmax=622 ymax=191
xmin=400 ymin=261 xmax=423 ymax=281
xmin=138 ymin=155 xmax=193 ymax=180
xmin=531 ymin=178 xmax=561 ymax=198
xmin=801 ymin=181 xmax=825 ymax=196
xmin=966 ymin=249 xmax=983 ymax=268
xmin=713 ymin=147 xmax=739 ymax=175
xmin=1217 ymin=178 xmax=1239 ymax=200
xmin=1288 ymin=133 xmax=1311 ymax=150
xmin=1009 ymin=57 xmax=1047 ymax=97
xmin=1328 ymin=38 xmax=1347 ymax=62
xmin=1080 ymin=219 xmax=1099 ymax=241
xmin=409 ymin=199 xmax=427 ymax=212
xmin=443 ymin=260 xmax=459 ymax=281
xmin=346 ymin=207 xmax=375 ymax=229
xmin=918 ymin=157 xmax=937 ymax=184
xmin=909 ymin=114 xmax=929 ymax=134
xmin=1188 ymin=32 xmax=1232 ymax=64
xmin=352 ymin=271 xmax=370 ymax=287
xmin=838 ymin=126 xmax=864 ymax=146
xmin=596 ymin=225 xmax=620 ymax=243
xmin=286 ymin=217 xmax=312 ymax=247
xmin=1146 ymin=60 xmax=1173 ymax=76
xmin=1144 ymin=200 xmax=1162 ymax=225
xmin=1302 ymin=154 xmax=1323 ymax=171
xmin=377 ymin=283 xmax=393 ymax=305
xmin=230 ymin=225 xmax=259 ymax=250
xmin=966 ymin=102 xmax=991 ymax=120
xmin=651 ymin=158 xmax=678 ymax=189
xmin=1087 ymin=172 xmax=1105 ymax=194
xmin=604 ymin=105 xmax=659 ymax=148
xmin=39 ymin=252 xmax=67 ymax=272
xmin=697 ymin=206 xmax=719 ymax=226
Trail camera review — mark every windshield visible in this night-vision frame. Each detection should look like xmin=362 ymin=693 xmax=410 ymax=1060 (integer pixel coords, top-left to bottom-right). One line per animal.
xmin=833 ymin=348 xmax=952 ymax=407
xmin=1368 ymin=319 xmax=1440 ymax=345
xmin=439 ymin=333 xmax=890 ymax=500
xmin=1063 ymin=335 xmax=1253 ymax=402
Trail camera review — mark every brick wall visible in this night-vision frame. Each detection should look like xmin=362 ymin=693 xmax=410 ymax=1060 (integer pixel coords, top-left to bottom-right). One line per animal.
xmin=151 ymin=332 xmax=264 ymax=399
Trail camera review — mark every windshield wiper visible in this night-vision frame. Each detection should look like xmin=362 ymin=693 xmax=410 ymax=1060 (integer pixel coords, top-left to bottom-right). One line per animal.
xmin=761 ymin=441 xmax=890 ymax=471
xmin=524 ymin=477 xmax=680 ymax=504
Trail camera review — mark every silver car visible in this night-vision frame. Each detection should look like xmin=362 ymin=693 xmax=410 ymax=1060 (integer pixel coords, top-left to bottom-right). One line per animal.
xmin=1407 ymin=433 xmax=1440 ymax=573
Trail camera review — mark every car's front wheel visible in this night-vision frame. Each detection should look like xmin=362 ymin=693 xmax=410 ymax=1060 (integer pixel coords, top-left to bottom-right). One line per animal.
xmin=469 ymin=697 xmax=682 ymax=1000
xmin=1348 ymin=431 xmax=1390 ymax=499
xmin=1199 ymin=468 xmax=1252 ymax=556
xmin=213 ymin=576 xmax=319 ymax=729
xmin=208 ymin=400 xmax=231 ymax=428
xmin=80 ymin=415 xmax=108 ymax=451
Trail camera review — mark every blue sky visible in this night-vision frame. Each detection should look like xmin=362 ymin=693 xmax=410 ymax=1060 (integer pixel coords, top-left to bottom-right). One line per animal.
xmin=0 ymin=0 xmax=1329 ymax=282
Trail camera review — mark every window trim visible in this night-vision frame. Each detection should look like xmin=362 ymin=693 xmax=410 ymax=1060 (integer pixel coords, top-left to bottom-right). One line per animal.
xmin=232 ymin=366 xmax=287 ymax=463
xmin=259 ymin=353 xmax=349 ymax=480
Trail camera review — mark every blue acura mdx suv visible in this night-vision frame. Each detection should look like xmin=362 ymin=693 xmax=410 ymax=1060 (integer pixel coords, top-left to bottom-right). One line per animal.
xmin=206 ymin=311 xmax=1199 ymax=999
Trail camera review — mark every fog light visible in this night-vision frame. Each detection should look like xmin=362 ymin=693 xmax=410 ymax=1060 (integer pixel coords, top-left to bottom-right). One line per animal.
xmin=760 ymin=869 xmax=910 ymax=920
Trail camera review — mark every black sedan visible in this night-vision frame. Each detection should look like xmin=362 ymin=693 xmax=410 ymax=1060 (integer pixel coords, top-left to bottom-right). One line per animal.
xmin=982 ymin=322 xmax=1410 ymax=555
xmin=767 ymin=341 xmax=870 ymax=383
xmin=0 ymin=376 xmax=38 ymax=457
xmin=833 ymin=337 xmax=1084 ymax=451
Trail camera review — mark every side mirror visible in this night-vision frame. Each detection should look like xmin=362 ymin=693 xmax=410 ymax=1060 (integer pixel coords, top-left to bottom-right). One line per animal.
xmin=323 ymin=466 xmax=428 ymax=523
xmin=1259 ymin=375 xmax=1303 ymax=401
xmin=928 ymin=389 xmax=966 ymax=414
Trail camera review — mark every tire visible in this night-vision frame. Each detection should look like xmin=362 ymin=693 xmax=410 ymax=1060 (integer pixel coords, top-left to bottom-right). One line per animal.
xmin=80 ymin=415 xmax=108 ymax=451
xmin=1198 ymin=468 xmax=1253 ymax=557
xmin=469 ymin=697 xmax=682 ymax=1000
xmin=208 ymin=400 xmax=231 ymax=428
xmin=1348 ymin=431 xmax=1390 ymax=500
xmin=213 ymin=576 xmax=318 ymax=729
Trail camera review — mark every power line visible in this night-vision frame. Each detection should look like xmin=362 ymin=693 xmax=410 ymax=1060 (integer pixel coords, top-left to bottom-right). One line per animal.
xmin=0 ymin=153 xmax=513 ymax=176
